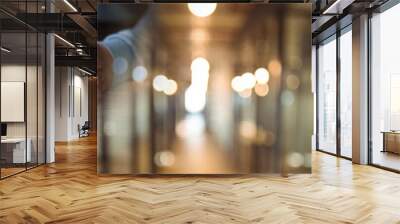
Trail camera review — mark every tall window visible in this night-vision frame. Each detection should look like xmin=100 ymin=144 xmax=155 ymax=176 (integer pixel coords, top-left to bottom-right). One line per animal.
xmin=317 ymin=37 xmax=337 ymax=154
xmin=340 ymin=29 xmax=352 ymax=158
xmin=371 ymin=3 xmax=400 ymax=171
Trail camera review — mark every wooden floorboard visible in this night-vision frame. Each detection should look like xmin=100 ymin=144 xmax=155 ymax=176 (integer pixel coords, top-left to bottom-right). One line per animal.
xmin=1 ymin=135 xmax=400 ymax=223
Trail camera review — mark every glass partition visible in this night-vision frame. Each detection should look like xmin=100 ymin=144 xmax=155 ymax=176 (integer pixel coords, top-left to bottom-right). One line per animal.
xmin=339 ymin=28 xmax=352 ymax=158
xmin=1 ymin=30 xmax=28 ymax=177
xmin=317 ymin=36 xmax=337 ymax=154
xmin=38 ymin=32 xmax=45 ymax=165
xmin=0 ymin=1 xmax=46 ymax=179
xmin=27 ymin=30 xmax=38 ymax=169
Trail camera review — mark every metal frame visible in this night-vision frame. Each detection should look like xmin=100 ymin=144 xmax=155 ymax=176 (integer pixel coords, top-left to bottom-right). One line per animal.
xmin=315 ymin=22 xmax=353 ymax=161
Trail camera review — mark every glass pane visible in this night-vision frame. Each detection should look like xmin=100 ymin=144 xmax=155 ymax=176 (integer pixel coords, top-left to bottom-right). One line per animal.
xmin=27 ymin=31 xmax=38 ymax=169
xmin=1 ymin=30 xmax=27 ymax=177
xmin=371 ymin=4 xmax=400 ymax=171
xmin=317 ymin=37 xmax=337 ymax=154
xmin=38 ymin=32 xmax=45 ymax=165
xmin=340 ymin=29 xmax=352 ymax=158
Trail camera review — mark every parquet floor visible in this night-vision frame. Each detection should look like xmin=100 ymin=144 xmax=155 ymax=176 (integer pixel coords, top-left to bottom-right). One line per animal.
xmin=1 ymin=135 xmax=400 ymax=223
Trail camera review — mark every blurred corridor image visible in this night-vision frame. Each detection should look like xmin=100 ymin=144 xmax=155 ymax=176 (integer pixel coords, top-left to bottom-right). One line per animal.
xmin=97 ymin=3 xmax=312 ymax=174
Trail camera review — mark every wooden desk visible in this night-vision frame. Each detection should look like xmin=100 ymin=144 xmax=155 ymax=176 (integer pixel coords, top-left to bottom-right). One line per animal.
xmin=382 ymin=131 xmax=400 ymax=154
xmin=1 ymin=138 xmax=31 ymax=163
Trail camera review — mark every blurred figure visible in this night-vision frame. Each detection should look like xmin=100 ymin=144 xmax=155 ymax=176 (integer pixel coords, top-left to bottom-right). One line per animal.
xmin=97 ymin=8 xmax=154 ymax=174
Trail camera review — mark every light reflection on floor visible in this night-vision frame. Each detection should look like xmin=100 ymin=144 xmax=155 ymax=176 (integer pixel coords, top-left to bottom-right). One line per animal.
xmin=372 ymin=150 xmax=400 ymax=171
xmin=159 ymin=114 xmax=234 ymax=174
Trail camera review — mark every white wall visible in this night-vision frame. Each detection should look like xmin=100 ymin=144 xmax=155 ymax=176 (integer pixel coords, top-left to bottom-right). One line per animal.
xmin=55 ymin=67 xmax=89 ymax=141
xmin=1 ymin=64 xmax=46 ymax=163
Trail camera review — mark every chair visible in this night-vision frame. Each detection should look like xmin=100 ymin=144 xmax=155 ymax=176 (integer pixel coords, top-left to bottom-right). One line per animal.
xmin=79 ymin=121 xmax=90 ymax=138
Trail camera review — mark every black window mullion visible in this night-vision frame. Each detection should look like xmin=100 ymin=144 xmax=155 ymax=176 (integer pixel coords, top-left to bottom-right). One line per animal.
xmin=316 ymin=44 xmax=320 ymax=151
xmin=24 ymin=0 xmax=28 ymax=171
xmin=336 ymin=29 xmax=341 ymax=157
xmin=36 ymin=0 xmax=39 ymax=167
xmin=367 ymin=11 xmax=373 ymax=165
xmin=0 ymin=21 xmax=2 ymax=179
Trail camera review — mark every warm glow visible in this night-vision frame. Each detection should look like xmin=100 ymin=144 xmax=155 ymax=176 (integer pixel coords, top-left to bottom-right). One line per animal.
xmin=191 ymin=57 xmax=210 ymax=72
xmin=191 ymin=70 xmax=209 ymax=91
xmin=231 ymin=76 xmax=244 ymax=92
xmin=176 ymin=114 xmax=205 ymax=139
xmin=188 ymin=3 xmax=217 ymax=17
xmin=239 ymin=88 xmax=252 ymax=98
xmin=254 ymin=83 xmax=269 ymax=97
xmin=239 ymin=121 xmax=257 ymax=140
xmin=241 ymin=72 xmax=256 ymax=89
xmin=268 ymin=59 xmax=282 ymax=77
xmin=185 ymin=85 xmax=206 ymax=113
xmin=255 ymin=67 xmax=269 ymax=84
xmin=154 ymin=151 xmax=175 ymax=167
xmin=287 ymin=152 xmax=304 ymax=168
xmin=186 ymin=57 xmax=210 ymax=113
xmin=164 ymin=79 xmax=178 ymax=95
xmin=152 ymin=75 xmax=168 ymax=92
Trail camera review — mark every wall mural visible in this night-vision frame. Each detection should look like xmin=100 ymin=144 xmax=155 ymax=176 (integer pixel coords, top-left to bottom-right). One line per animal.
xmin=97 ymin=3 xmax=312 ymax=174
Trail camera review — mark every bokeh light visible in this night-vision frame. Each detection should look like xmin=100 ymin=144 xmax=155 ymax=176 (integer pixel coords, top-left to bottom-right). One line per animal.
xmin=286 ymin=74 xmax=300 ymax=90
xmin=112 ymin=57 xmax=128 ymax=76
xmin=287 ymin=152 xmax=304 ymax=168
xmin=281 ymin=90 xmax=295 ymax=106
xmin=153 ymin=75 xmax=168 ymax=92
xmin=254 ymin=67 xmax=270 ymax=84
xmin=231 ymin=75 xmax=244 ymax=92
xmin=185 ymin=85 xmax=206 ymax=113
xmin=191 ymin=57 xmax=210 ymax=72
xmin=164 ymin=79 xmax=178 ymax=95
xmin=239 ymin=121 xmax=257 ymax=140
xmin=154 ymin=151 xmax=175 ymax=167
xmin=268 ymin=59 xmax=282 ymax=77
xmin=176 ymin=114 xmax=205 ymax=139
xmin=191 ymin=70 xmax=209 ymax=91
xmin=132 ymin=66 xmax=148 ymax=82
xmin=239 ymin=88 xmax=252 ymax=98
xmin=188 ymin=3 xmax=217 ymax=17
xmin=254 ymin=83 xmax=269 ymax=97
xmin=241 ymin=72 xmax=256 ymax=89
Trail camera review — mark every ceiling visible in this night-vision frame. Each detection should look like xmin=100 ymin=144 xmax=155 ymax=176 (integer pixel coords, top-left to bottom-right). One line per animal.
xmin=0 ymin=0 xmax=391 ymax=74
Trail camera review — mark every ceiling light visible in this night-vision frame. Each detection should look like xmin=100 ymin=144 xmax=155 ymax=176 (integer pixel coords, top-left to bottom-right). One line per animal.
xmin=241 ymin=72 xmax=256 ymax=89
xmin=78 ymin=67 xmax=93 ymax=76
xmin=188 ymin=3 xmax=217 ymax=17
xmin=255 ymin=67 xmax=270 ymax=84
xmin=191 ymin=57 xmax=210 ymax=72
xmin=322 ymin=0 xmax=354 ymax=15
xmin=231 ymin=76 xmax=244 ymax=92
xmin=54 ymin=34 xmax=75 ymax=48
xmin=164 ymin=79 xmax=178 ymax=96
xmin=1 ymin=47 xmax=11 ymax=53
xmin=185 ymin=85 xmax=206 ymax=113
xmin=63 ymin=0 xmax=78 ymax=12
xmin=153 ymin=75 xmax=168 ymax=92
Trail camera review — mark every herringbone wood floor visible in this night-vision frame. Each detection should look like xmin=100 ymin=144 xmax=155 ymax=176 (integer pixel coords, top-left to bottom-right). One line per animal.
xmin=1 ymin=136 xmax=400 ymax=224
